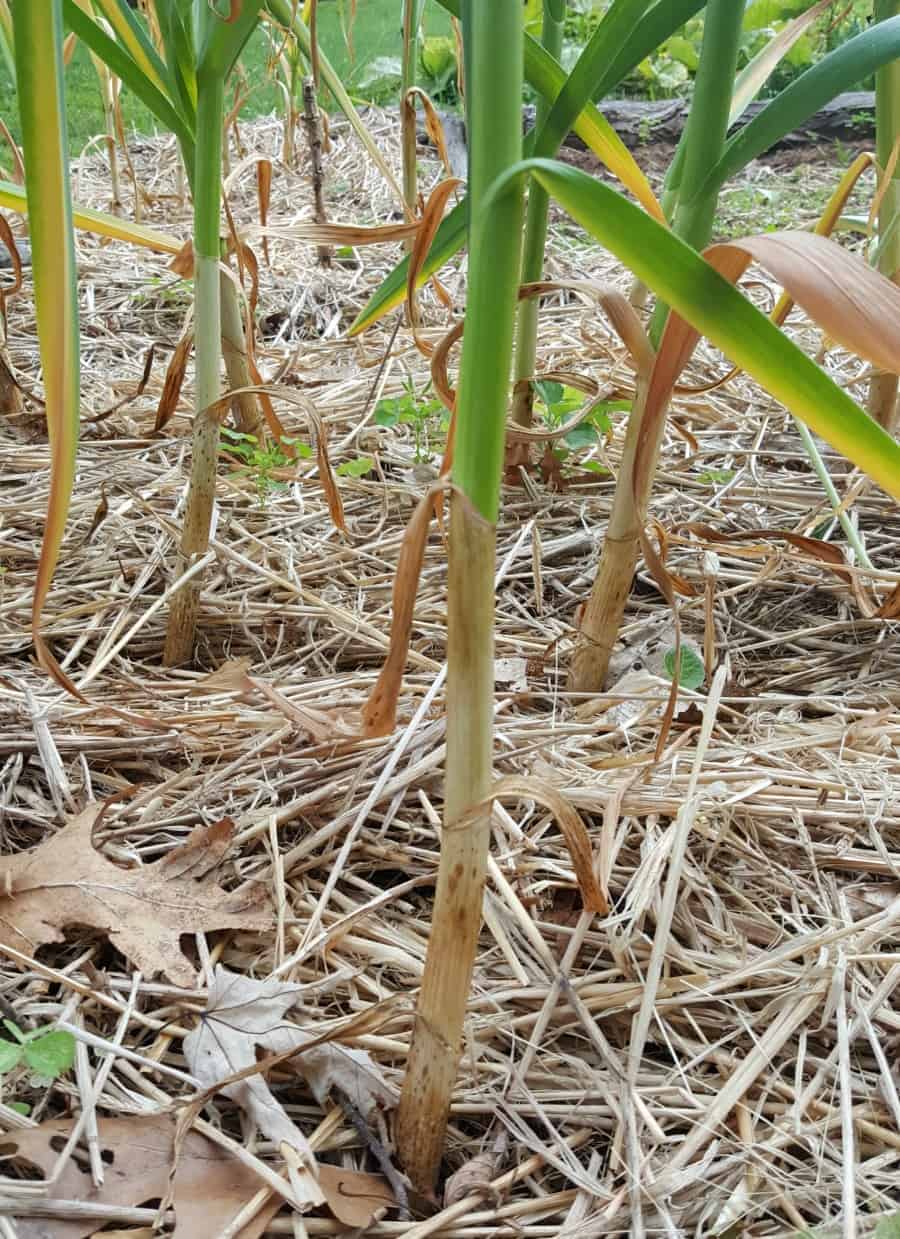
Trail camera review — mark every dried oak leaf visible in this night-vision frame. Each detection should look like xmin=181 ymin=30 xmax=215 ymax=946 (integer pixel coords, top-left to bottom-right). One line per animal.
xmin=1 ymin=1112 xmax=393 ymax=1237
xmin=183 ymin=967 xmax=398 ymax=1164
xmin=0 ymin=805 xmax=271 ymax=986
xmin=1 ymin=1112 xmax=282 ymax=1239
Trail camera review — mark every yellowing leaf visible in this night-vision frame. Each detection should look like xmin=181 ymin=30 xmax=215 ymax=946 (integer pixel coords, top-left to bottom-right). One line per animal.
xmin=13 ymin=0 xmax=81 ymax=691
xmin=0 ymin=178 xmax=183 ymax=252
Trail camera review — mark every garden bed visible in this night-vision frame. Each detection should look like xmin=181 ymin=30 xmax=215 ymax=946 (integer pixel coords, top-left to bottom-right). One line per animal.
xmin=0 ymin=110 xmax=898 ymax=1236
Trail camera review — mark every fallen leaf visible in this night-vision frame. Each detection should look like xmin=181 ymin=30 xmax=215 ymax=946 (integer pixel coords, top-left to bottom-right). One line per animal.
xmin=443 ymin=1133 xmax=508 ymax=1207
xmin=2 ymin=1112 xmax=394 ymax=1238
xmin=1 ymin=1113 xmax=283 ymax=1239
xmin=0 ymin=805 xmax=271 ymax=986
xmin=161 ymin=817 xmax=235 ymax=879
xmin=182 ymin=967 xmax=398 ymax=1162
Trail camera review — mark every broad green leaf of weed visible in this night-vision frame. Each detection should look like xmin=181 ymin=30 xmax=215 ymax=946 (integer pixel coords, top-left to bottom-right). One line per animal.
xmin=337 ymin=456 xmax=375 ymax=478
xmin=663 ymin=647 xmax=705 ymax=690
xmin=23 ymin=1030 xmax=75 ymax=1079
xmin=0 ymin=1040 xmax=23 ymax=1073
xmin=534 ymin=379 xmax=564 ymax=407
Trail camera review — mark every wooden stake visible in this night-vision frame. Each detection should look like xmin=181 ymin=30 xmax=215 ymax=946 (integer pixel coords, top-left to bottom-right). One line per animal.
xmin=302 ymin=76 xmax=331 ymax=268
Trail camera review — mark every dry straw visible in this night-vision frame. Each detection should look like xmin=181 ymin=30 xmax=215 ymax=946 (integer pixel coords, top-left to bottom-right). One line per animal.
xmin=0 ymin=110 xmax=899 ymax=1234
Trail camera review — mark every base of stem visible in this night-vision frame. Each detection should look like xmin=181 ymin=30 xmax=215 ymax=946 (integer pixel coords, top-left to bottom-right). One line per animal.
xmin=568 ymin=532 xmax=639 ymax=693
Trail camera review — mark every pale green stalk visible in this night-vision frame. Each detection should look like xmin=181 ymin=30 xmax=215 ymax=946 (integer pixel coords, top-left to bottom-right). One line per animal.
xmin=795 ymin=419 xmax=872 ymax=567
xmin=396 ymin=0 xmax=525 ymax=1194
xmin=164 ymin=72 xmax=224 ymax=665
xmin=572 ymin=0 xmax=744 ymax=692
xmin=868 ymin=0 xmax=900 ymax=433
xmin=13 ymin=0 xmax=81 ymax=684
xmin=511 ymin=0 xmax=565 ymax=427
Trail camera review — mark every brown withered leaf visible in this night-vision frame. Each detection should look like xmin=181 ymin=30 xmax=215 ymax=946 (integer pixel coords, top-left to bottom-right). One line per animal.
xmin=362 ymin=483 xmax=446 ymax=737
xmin=2 ymin=1113 xmax=282 ymax=1239
xmin=160 ymin=817 xmax=235 ymax=880
xmin=406 ymin=177 xmax=462 ymax=351
xmin=256 ymin=158 xmax=272 ymax=266
xmin=2 ymin=1112 xmax=393 ymax=1237
xmin=490 ymin=776 xmax=608 ymax=916
xmin=0 ymin=805 xmax=271 ymax=986
xmin=443 ymin=1132 xmax=508 ymax=1208
xmin=154 ymin=324 xmax=193 ymax=432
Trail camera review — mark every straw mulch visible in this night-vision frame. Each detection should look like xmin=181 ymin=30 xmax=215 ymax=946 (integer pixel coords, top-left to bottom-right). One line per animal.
xmin=0 ymin=110 xmax=898 ymax=1237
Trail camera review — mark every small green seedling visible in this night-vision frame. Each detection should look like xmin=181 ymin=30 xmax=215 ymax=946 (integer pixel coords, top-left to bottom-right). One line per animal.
xmin=0 ymin=1020 xmax=75 ymax=1084
xmin=534 ymin=380 xmax=628 ymax=451
xmin=662 ymin=646 xmax=705 ymax=691
xmin=336 ymin=456 xmax=375 ymax=477
xmin=697 ymin=467 xmax=735 ymax=485
xmin=374 ymin=380 xmax=449 ymax=463
xmin=220 ymin=429 xmax=311 ymax=506
xmin=534 ymin=382 xmax=627 ymax=479
xmin=130 ymin=274 xmax=192 ymax=309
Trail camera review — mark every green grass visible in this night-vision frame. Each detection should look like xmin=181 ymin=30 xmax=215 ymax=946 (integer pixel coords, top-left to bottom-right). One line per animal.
xmin=0 ymin=1 xmax=453 ymax=156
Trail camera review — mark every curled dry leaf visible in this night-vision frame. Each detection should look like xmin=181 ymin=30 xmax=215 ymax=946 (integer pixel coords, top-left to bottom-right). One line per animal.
xmin=404 ymin=86 xmax=453 ymax=176
xmin=244 ymin=351 xmax=291 ymax=444
xmin=362 ymin=482 xmax=448 ymax=738
xmin=519 ymin=280 xmax=654 ymax=374
xmin=183 ymin=967 xmax=398 ymax=1171
xmin=308 ymin=408 xmax=346 ymax=534
xmin=0 ymin=805 xmax=271 ymax=986
xmin=168 ymin=239 xmax=194 ymax=278
xmin=488 ymin=776 xmax=608 ymax=915
xmin=154 ymin=323 xmax=194 ymax=433
xmin=256 ymin=157 xmax=272 ymax=267
xmin=679 ymin=522 xmax=880 ymax=617
xmin=406 ymin=178 xmax=463 ymax=351
xmin=443 ymin=1132 xmax=508 ymax=1207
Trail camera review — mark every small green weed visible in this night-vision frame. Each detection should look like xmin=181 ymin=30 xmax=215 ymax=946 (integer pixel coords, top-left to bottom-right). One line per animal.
xmin=697 ymin=468 xmax=735 ymax=485
xmin=0 ymin=1020 xmax=75 ymax=1101
xmin=337 ymin=455 xmax=375 ymax=478
xmin=535 ymin=379 xmax=628 ymax=453
xmin=374 ymin=380 xmax=449 ymax=463
xmin=421 ymin=35 xmax=459 ymax=100
xmin=130 ymin=275 xmax=192 ymax=309
xmin=662 ymin=646 xmax=705 ymax=690
xmin=220 ymin=428 xmax=310 ymax=506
